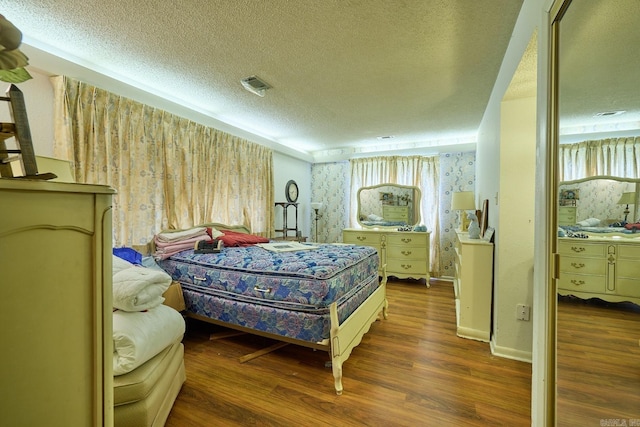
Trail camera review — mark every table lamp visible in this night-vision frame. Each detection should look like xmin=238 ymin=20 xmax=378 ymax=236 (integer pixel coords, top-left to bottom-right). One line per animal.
xmin=617 ymin=192 xmax=635 ymax=224
xmin=451 ymin=191 xmax=475 ymax=231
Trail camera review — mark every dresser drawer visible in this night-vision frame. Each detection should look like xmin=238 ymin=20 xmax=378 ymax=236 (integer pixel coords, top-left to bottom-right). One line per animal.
xmin=559 ymin=256 xmax=606 ymax=275
xmin=387 ymin=233 xmax=427 ymax=247
xmin=558 ymin=240 xmax=606 ymax=257
xmin=616 ymin=259 xmax=640 ymax=279
xmin=615 ymin=277 xmax=640 ymax=298
xmin=387 ymin=245 xmax=428 ymax=261
xmin=343 ymin=231 xmax=381 ymax=246
xmin=386 ymin=258 xmax=427 ymax=275
xmin=558 ymin=273 xmax=606 ymax=294
xmin=558 ymin=206 xmax=577 ymax=225
xmin=617 ymin=244 xmax=640 ymax=260
xmin=382 ymin=205 xmax=409 ymax=221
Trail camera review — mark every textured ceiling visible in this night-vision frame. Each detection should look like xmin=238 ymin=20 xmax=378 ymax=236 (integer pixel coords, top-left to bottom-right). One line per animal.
xmin=0 ymin=0 xmax=529 ymax=159
xmin=558 ymin=0 xmax=640 ymax=137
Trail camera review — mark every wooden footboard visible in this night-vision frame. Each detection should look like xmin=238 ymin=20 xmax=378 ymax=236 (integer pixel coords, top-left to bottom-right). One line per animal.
xmin=329 ymin=269 xmax=388 ymax=395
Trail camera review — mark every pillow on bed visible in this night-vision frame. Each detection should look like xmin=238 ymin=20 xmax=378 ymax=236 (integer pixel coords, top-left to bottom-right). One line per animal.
xmin=206 ymin=227 xmax=224 ymax=239
xmin=218 ymin=229 xmax=269 ymax=246
xmin=576 ymin=217 xmax=601 ymax=227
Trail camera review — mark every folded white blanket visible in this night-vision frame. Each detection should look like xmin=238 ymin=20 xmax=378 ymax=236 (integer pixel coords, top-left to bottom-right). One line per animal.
xmin=155 ymin=226 xmax=208 ymax=243
xmin=113 ymin=304 xmax=185 ymax=376
xmin=113 ymin=259 xmax=172 ymax=312
xmin=113 ymin=255 xmax=134 ymax=274
xmin=154 ymin=234 xmax=210 ymax=248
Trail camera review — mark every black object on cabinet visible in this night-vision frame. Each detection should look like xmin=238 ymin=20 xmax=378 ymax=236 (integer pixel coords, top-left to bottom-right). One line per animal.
xmin=274 ymin=202 xmax=299 ymax=240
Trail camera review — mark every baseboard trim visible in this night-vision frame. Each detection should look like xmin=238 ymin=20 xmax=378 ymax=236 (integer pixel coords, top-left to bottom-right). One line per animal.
xmin=490 ymin=338 xmax=533 ymax=363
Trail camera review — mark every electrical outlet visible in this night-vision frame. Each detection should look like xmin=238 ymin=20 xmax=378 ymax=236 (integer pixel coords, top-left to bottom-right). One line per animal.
xmin=516 ymin=304 xmax=531 ymax=321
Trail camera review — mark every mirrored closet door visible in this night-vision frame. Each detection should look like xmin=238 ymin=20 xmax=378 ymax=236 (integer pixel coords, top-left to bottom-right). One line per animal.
xmin=553 ymin=0 xmax=640 ymax=424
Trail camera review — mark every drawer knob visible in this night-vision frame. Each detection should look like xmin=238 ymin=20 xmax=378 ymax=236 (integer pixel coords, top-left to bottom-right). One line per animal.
xmin=570 ymin=279 xmax=585 ymax=286
xmin=356 ymin=236 xmax=366 ymax=241
xmin=570 ymin=246 xmax=585 ymax=253
xmin=401 ymin=238 xmax=412 ymax=243
xmin=570 ymin=262 xmax=585 ymax=269
xmin=400 ymin=264 xmax=412 ymax=270
xmin=401 ymin=250 xmax=412 ymax=256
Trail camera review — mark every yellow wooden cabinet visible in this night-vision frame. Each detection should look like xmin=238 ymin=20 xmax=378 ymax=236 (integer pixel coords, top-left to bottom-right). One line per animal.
xmin=342 ymin=228 xmax=430 ymax=284
xmin=0 ymin=179 xmax=115 ymax=427
xmin=558 ymin=206 xmax=577 ymax=226
xmin=453 ymin=230 xmax=494 ymax=342
xmin=558 ymin=238 xmax=640 ymax=304
xmin=382 ymin=205 xmax=409 ymax=222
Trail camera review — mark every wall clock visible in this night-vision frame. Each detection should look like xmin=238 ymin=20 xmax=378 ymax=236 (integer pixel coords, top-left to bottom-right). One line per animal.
xmin=285 ymin=179 xmax=299 ymax=203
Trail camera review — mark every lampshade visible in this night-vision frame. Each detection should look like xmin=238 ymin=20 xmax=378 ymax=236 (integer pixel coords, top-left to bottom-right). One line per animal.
xmin=617 ymin=192 xmax=635 ymax=205
xmin=311 ymin=202 xmax=323 ymax=210
xmin=451 ymin=191 xmax=475 ymax=210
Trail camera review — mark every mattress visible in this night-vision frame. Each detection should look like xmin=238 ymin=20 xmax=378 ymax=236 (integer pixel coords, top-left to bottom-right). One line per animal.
xmin=114 ymin=341 xmax=185 ymax=427
xmin=158 ymin=243 xmax=380 ymax=342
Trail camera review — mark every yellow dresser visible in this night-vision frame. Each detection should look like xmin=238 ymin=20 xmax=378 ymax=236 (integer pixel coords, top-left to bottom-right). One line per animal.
xmin=558 ymin=237 xmax=640 ymax=304
xmin=453 ymin=230 xmax=494 ymax=342
xmin=382 ymin=205 xmax=409 ymax=223
xmin=342 ymin=228 xmax=430 ymax=284
xmin=558 ymin=206 xmax=577 ymax=226
xmin=0 ymin=179 xmax=115 ymax=426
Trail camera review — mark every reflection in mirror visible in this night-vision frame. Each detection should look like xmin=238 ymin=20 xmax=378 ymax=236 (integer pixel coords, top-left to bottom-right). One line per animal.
xmin=558 ymin=176 xmax=639 ymax=229
xmin=357 ymin=184 xmax=421 ymax=228
xmin=555 ymin=1 xmax=640 ymax=424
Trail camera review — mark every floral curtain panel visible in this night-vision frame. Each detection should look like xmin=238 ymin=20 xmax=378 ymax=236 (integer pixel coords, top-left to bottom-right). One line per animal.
xmin=350 ymin=155 xmax=441 ymax=277
xmin=51 ymin=76 xmax=273 ymax=247
xmin=559 ymin=136 xmax=640 ymax=181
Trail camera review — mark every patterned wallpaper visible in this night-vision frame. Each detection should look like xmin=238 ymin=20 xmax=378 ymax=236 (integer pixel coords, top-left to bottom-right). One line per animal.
xmin=438 ymin=152 xmax=477 ymax=277
xmin=310 ymin=161 xmax=351 ymax=244
xmin=310 ymin=151 xmax=476 ymax=277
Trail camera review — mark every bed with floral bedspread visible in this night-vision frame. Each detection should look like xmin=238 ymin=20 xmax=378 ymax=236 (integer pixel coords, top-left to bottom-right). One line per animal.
xmin=157 ymin=223 xmax=388 ymax=395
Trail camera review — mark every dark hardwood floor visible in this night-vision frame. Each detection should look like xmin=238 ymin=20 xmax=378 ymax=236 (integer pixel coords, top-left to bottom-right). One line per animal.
xmin=165 ymin=279 xmax=532 ymax=426
xmin=556 ymin=295 xmax=640 ymax=426
xmin=163 ymin=277 xmax=640 ymax=426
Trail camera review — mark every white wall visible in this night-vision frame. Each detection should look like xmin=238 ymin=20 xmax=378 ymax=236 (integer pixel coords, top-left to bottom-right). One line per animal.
xmin=478 ymin=0 xmax=552 ymax=423
xmin=273 ymin=151 xmax=313 ymax=239
xmin=477 ymin=3 xmax=541 ymax=363
xmin=494 ymin=95 xmax=536 ymax=361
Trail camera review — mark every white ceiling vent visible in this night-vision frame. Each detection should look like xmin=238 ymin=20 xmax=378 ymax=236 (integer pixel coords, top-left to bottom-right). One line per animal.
xmin=241 ymin=75 xmax=272 ymax=97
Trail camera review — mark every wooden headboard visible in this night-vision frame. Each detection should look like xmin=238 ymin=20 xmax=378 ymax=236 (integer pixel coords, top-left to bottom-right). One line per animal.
xmin=200 ymin=222 xmax=251 ymax=234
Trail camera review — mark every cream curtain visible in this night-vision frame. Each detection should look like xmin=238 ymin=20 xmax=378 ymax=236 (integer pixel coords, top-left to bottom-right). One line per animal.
xmin=350 ymin=155 xmax=441 ymax=277
xmin=559 ymin=136 xmax=640 ymax=181
xmin=51 ymin=76 xmax=273 ymax=247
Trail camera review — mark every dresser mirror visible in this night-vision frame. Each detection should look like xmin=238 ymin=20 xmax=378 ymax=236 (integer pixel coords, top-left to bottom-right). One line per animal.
xmin=558 ymin=176 xmax=639 ymax=230
xmin=356 ymin=184 xmax=421 ymax=228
